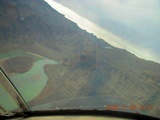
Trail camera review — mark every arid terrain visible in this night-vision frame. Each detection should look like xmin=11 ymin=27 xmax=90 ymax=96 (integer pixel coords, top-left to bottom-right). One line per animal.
xmin=0 ymin=0 xmax=159 ymax=118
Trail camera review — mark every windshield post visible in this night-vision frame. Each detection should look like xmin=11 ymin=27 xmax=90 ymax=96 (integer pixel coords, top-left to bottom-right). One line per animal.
xmin=0 ymin=68 xmax=30 ymax=114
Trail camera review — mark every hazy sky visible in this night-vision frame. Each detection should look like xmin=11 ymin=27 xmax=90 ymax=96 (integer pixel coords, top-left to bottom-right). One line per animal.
xmin=53 ymin=0 xmax=160 ymax=34
xmin=45 ymin=0 xmax=160 ymax=63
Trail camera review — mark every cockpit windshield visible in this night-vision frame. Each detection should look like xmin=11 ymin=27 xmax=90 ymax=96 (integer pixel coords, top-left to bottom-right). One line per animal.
xmin=0 ymin=0 xmax=160 ymax=119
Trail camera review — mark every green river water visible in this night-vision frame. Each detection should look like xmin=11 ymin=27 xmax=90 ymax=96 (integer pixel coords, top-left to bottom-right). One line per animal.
xmin=0 ymin=50 xmax=58 ymax=111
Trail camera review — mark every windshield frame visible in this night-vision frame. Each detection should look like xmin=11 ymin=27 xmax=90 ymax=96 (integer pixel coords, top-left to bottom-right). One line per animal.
xmin=0 ymin=68 xmax=30 ymax=116
xmin=1 ymin=109 xmax=160 ymax=120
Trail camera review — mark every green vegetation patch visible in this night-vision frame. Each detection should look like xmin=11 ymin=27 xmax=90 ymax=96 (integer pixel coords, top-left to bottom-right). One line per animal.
xmin=0 ymin=49 xmax=44 ymax=62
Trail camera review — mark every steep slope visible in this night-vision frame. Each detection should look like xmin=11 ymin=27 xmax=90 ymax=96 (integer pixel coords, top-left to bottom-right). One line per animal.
xmin=0 ymin=0 xmax=159 ymax=118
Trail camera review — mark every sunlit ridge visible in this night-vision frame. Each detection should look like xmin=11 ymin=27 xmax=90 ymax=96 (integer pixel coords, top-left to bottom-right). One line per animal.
xmin=45 ymin=0 xmax=160 ymax=64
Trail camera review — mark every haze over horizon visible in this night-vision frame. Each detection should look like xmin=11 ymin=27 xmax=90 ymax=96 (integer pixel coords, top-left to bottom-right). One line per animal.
xmin=45 ymin=0 xmax=160 ymax=63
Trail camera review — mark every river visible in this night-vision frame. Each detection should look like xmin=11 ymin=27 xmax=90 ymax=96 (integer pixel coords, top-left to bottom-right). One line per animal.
xmin=0 ymin=50 xmax=58 ymax=111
